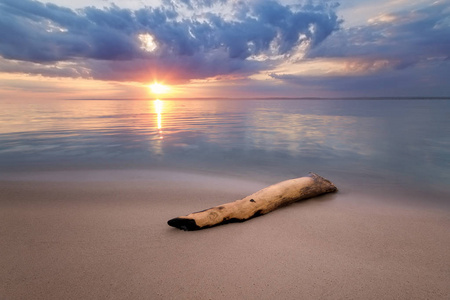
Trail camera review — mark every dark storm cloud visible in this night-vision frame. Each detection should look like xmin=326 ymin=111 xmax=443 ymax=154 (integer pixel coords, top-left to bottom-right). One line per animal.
xmin=0 ymin=0 xmax=340 ymax=83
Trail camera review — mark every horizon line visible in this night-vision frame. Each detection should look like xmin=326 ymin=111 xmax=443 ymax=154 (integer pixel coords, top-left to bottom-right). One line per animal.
xmin=65 ymin=96 xmax=450 ymax=101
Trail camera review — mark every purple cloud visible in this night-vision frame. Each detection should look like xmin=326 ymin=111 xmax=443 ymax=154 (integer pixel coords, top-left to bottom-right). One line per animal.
xmin=308 ymin=2 xmax=450 ymax=66
xmin=269 ymin=1 xmax=450 ymax=96
xmin=0 ymin=0 xmax=341 ymax=83
xmin=270 ymin=60 xmax=450 ymax=97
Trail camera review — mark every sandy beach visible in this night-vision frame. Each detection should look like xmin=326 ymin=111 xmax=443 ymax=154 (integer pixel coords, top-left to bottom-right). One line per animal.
xmin=1 ymin=0 xmax=449 ymax=296
xmin=1 ymin=170 xmax=449 ymax=299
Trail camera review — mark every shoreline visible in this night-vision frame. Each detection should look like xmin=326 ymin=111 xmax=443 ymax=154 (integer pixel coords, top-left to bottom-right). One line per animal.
xmin=1 ymin=167 xmax=449 ymax=210
xmin=1 ymin=169 xmax=450 ymax=299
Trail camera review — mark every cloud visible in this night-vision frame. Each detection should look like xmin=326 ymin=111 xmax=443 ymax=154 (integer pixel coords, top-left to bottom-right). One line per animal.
xmin=308 ymin=2 xmax=450 ymax=66
xmin=269 ymin=1 xmax=450 ymax=96
xmin=270 ymin=59 xmax=450 ymax=97
xmin=0 ymin=0 xmax=340 ymax=83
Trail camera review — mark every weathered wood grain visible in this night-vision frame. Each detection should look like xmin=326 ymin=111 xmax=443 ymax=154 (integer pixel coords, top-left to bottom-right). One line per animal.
xmin=168 ymin=173 xmax=338 ymax=230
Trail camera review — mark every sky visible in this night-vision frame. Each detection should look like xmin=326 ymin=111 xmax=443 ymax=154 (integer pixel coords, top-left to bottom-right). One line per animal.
xmin=0 ymin=0 xmax=449 ymax=99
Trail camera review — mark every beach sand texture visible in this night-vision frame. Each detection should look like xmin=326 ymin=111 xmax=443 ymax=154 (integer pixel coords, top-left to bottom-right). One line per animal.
xmin=1 ymin=170 xmax=449 ymax=299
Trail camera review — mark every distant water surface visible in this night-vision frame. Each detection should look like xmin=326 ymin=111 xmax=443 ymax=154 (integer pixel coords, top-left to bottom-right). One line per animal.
xmin=1 ymin=99 xmax=449 ymax=204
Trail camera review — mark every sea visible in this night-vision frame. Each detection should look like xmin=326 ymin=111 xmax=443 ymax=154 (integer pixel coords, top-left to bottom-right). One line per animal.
xmin=1 ymin=98 xmax=449 ymax=207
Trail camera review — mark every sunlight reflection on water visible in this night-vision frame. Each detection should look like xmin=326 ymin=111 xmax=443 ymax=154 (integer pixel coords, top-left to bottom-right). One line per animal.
xmin=0 ymin=99 xmax=449 ymax=196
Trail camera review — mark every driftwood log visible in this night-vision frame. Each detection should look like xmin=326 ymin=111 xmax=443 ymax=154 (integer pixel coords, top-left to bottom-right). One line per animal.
xmin=168 ymin=173 xmax=337 ymax=231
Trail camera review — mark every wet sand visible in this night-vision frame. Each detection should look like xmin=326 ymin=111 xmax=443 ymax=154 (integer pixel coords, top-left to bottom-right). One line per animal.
xmin=1 ymin=170 xmax=449 ymax=299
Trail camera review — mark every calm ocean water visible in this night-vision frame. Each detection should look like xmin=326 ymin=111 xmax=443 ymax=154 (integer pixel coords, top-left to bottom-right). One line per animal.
xmin=1 ymin=99 xmax=449 ymax=201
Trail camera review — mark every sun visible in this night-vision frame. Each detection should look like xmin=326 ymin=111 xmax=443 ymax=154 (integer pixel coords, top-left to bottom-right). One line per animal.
xmin=149 ymin=82 xmax=170 ymax=95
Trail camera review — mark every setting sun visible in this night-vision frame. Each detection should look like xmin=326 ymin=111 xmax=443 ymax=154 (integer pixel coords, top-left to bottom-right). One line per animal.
xmin=149 ymin=82 xmax=170 ymax=94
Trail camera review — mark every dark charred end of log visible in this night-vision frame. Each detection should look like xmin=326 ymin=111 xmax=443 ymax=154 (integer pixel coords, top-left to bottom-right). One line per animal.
xmin=308 ymin=172 xmax=338 ymax=193
xmin=167 ymin=218 xmax=201 ymax=231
